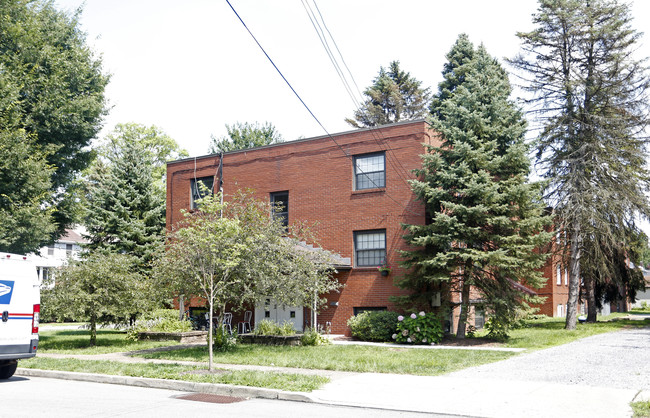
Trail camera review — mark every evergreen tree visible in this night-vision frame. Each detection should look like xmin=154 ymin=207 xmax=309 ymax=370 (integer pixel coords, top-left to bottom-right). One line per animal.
xmin=84 ymin=139 xmax=165 ymax=271
xmin=208 ymin=121 xmax=283 ymax=153
xmin=400 ymin=36 xmax=552 ymax=339
xmin=100 ymin=123 xmax=188 ymax=196
xmin=346 ymin=61 xmax=431 ymax=128
xmin=510 ymin=0 xmax=650 ymax=328
xmin=0 ymin=0 xmax=109 ymax=238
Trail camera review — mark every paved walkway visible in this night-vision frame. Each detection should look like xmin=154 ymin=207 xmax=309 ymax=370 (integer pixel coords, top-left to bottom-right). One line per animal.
xmin=25 ymin=326 xmax=650 ymax=417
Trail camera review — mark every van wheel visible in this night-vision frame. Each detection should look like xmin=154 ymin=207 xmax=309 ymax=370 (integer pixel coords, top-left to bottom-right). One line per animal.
xmin=0 ymin=362 xmax=17 ymax=379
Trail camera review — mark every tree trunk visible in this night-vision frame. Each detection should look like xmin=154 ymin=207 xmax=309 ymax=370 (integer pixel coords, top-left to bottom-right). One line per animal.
xmin=90 ymin=314 xmax=97 ymax=347
xmin=178 ymin=295 xmax=185 ymax=321
xmin=584 ymin=276 xmax=597 ymax=322
xmin=566 ymin=222 xmax=582 ymax=330
xmin=208 ymin=290 xmax=214 ymax=372
xmin=456 ymin=278 xmax=471 ymax=339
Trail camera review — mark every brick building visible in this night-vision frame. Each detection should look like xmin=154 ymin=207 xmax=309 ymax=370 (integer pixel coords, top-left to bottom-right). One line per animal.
xmin=166 ymin=119 xmax=565 ymax=334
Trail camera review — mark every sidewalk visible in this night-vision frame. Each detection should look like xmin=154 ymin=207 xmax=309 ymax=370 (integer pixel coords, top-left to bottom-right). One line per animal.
xmin=20 ymin=335 xmax=648 ymax=417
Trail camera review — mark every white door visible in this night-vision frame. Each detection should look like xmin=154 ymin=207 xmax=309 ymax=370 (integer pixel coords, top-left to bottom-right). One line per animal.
xmin=255 ymin=298 xmax=303 ymax=332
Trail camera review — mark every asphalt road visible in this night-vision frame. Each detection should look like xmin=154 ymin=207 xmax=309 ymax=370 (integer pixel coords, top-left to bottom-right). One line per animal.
xmin=1 ymin=375 xmax=453 ymax=418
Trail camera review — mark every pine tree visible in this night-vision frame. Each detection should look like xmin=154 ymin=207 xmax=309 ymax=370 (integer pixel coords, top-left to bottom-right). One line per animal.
xmin=510 ymin=0 xmax=650 ymax=328
xmin=84 ymin=139 xmax=165 ymax=271
xmin=346 ymin=61 xmax=430 ymax=128
xmin=400 ymin=36 xmax=552 ymax=339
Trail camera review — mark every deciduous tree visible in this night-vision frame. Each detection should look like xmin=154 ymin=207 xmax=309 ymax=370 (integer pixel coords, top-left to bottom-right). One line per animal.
xmin=158 ymin=191 xmax=341 ymax=370
xmin=208 ymin=122 xmax=283 ymax=154
xmin=43 ymin=253 xmax=151 ymax=346
xmin=0 ymin=0 xmax=109 ymax=238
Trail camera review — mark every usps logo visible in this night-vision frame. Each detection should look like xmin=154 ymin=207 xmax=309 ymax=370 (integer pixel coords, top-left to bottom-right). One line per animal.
xmin=0 ymin=281 xmax=14 ymax=304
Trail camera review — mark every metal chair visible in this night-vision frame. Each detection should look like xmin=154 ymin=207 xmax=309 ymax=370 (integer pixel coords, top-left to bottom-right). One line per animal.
xmin=238 ymin=310 xmax=252 ymax=334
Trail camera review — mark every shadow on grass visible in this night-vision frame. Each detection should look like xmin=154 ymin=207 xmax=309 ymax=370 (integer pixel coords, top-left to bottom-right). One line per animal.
xmin=39 ymin=329 xmax=129 ymax=351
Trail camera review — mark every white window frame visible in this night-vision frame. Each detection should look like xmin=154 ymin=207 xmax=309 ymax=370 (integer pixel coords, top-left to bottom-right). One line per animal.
xmin=556 ymin=264 xmax=562 ymax=285
xmin=354 ymin=152 xmax=386 ymax=190
xmin=354 ymin=229 xmax=386 ymax=267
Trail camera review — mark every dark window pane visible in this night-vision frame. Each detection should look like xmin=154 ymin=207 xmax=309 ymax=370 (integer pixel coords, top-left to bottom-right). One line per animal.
xmin=191 ymin=176 xmax=214 ymax=209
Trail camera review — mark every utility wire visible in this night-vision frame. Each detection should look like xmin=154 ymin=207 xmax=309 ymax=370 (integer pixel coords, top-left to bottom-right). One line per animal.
xmin=302 ymin=0 xmax=416 ymax=185
xmin=226 ymin=0 xmax=421 ymax=216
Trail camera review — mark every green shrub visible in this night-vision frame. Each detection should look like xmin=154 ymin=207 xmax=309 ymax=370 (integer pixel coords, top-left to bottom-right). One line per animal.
xmin=253 ymin=319 xmax=296 ymax=336
xmin=126 ymin=309 xmax=192 ymax=340
xmin=485 ymin=315 xmax=510 ymax=341
xmin=300 ymin=328 xmax=330 ymax=346
xmin=347 ymin=311 xmax=400 ymax=342
xmin=213 ymin=326 xmax=237 ymax=352
xmin=393 ymin=312 xmax=444 ymax=344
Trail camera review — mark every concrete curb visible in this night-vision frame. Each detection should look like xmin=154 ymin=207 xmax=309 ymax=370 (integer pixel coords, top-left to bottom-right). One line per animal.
xmin=16 ymin=368 xmax=315 ymax=403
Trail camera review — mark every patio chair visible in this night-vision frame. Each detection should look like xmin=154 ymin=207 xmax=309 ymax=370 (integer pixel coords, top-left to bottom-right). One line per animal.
xmin=238 ymin=310 xmax=252 ymax=334
xmin=222 ymin=312 xmax=233 ymax=335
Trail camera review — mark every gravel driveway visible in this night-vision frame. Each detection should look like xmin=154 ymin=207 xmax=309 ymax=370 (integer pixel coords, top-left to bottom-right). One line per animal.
xmin=447 ymin=326 xmax=650 ymax=390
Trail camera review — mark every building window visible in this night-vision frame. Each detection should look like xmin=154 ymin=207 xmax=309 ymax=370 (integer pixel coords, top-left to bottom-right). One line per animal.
xmin=270 ymin=191 xmax=289 ymax=229
xmin=190 ymin=176 xmax=214 ymax=209
xmin=564 ymin=268 xmax=568 ymax=286
xmin=354 ymin=152 xmax=385 ymax=190
xmin=47 ymin=244 xmax=54 ymax=256
xmin=557 ymin=304 xmax=563 ymax=317
xmin=354 ymin=230 xmax=386 ymax=267
xmin=556 ymin=264 xmax=562 ymax=285
xmin=474 ymin=308 xmax=485 ymax=329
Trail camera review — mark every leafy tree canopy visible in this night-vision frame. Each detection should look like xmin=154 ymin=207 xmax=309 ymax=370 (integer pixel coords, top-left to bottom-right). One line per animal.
xmin=0 ymin=0 xmax=109 ymax=239
xmin=208 ymin=122 xmax=283 ymax=154
xmin=346 ymin=60 xmax=430 ymax=128
xmin=156 ymin=190 xmax=341 ymax=370
xmin=42 ymin=253 xmax=155 ymax=346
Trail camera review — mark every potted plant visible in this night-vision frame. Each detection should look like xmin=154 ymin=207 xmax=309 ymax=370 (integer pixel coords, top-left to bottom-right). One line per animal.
xmin=377 ymin=259 xmax=391 ymax=276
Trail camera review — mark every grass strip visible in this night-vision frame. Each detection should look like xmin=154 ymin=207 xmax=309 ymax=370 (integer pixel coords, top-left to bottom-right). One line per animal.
xmin=20 ymin=357 xmax=328 ymax=392
xmin=38 ymin=329 xmax=180 ymax=354
xmin=137 ymin=344 xmax=515 ymax=375
xmin=501 ymin=316 xmax=650 ymax=350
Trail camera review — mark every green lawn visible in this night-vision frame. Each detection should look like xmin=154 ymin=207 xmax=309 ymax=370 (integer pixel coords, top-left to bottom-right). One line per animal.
xmin=20 ymin=357 xmax=327 ymax=392
xmin=500 ymin=315 xmax=650 ymax=350
xmin=137 ymin=344 xmax=515 ymax=375
xmin=38 ymin=329 xmax=180 ymax=354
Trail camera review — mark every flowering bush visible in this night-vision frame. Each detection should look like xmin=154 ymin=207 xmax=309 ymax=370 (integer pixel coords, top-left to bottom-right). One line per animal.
xmin=392 ymin=311 xmax=443 ymax=345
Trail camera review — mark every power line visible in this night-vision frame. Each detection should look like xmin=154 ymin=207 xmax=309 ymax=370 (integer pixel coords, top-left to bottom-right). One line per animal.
xmin=226 ymin=0 xmax=421 ymax=217
xmin=300 ymin=1 xmax=417 ymax=188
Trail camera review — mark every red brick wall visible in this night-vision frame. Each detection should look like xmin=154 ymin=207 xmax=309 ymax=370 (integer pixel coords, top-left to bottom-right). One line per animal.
xmin=167 ymin=120 xmax=437 ymax=334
